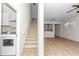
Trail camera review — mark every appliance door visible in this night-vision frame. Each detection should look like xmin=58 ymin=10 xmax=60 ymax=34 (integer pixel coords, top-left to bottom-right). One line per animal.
xmin=3 ymin=39 xmax=14 ymax=46
xmin=0 ymin=35 xmax=16 ymax=56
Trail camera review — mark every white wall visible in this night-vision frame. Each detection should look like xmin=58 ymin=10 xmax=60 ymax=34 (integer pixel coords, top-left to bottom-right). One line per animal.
xmin=38 ymin=3 xmax=44 ymax=56
xmin=44 ymin=21 xmax=62 ymax=38
xmin=12 ymin=3 xmax=31 ymax=55
xmin=0 ymin=3 xmax=1 ymax=54
xmin=0 ymin=3 xmax=1 ymax=35
xmin=31 ymin=4 xmax=38 ymax=18
xmin=19 ymin=4 xmax=31 ymax=55
xmin=62 ymin=15 xmax=79 ymax=42
xmin=1 ymin=4 xmax=16 ymax=33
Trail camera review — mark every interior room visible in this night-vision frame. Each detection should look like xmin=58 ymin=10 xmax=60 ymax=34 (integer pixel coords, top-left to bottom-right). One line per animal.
xmin=44 ymin=3 xmax=79 ymax=56
xmin=55 ymin=24 xmax=61 ymax=37
xmin=0 ymin=3 xmax=17 ymax=56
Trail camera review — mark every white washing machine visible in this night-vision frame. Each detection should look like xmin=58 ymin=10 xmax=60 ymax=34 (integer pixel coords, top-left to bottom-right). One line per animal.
xmin=0 ymin=34 xmax=16 ymax=56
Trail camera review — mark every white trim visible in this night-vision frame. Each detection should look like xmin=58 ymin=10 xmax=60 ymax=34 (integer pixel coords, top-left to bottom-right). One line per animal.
xmin=38 ymin=3 xmax=44 ymax=56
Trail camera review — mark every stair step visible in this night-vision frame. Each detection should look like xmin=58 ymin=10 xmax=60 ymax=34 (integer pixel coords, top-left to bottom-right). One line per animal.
xmin=28 ymin=33 xmax=36 ymax=35
xmin=26 ymin=39 xmax=37 ymax=41
xmin=24 ymin=45 xmax=37 ymax=48
xmin=24 ymin=43 xmax=37 ymax=45
xmin=25 ymin=41 xmax=37 ymax=43
xmin=27 ymin=34 xmax=36 ymax=38
xmin=26 ymin=38 xmax=37 ymax=41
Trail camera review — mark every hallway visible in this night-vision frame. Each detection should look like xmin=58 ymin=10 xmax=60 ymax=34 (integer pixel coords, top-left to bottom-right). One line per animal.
xmin=45 ymin=37 xmax=79 ymax=56
xmin=21 ymin=19 xmax=37 ymax=56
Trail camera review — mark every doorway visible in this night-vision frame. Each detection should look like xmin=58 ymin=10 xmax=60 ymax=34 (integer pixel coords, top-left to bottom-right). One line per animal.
xmin=55 ymin=24 xmax=61 ymax=38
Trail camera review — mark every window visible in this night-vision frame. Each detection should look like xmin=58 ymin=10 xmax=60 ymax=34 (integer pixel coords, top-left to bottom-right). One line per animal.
xmin=64 ymin=21 xmax=76 ymax=29
xmin=44 ymin=24 xmax=53 ymax=31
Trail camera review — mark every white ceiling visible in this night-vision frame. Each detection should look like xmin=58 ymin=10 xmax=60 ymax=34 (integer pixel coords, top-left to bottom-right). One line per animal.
xmin=44 ymin=3 xmax=79 ymax=21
